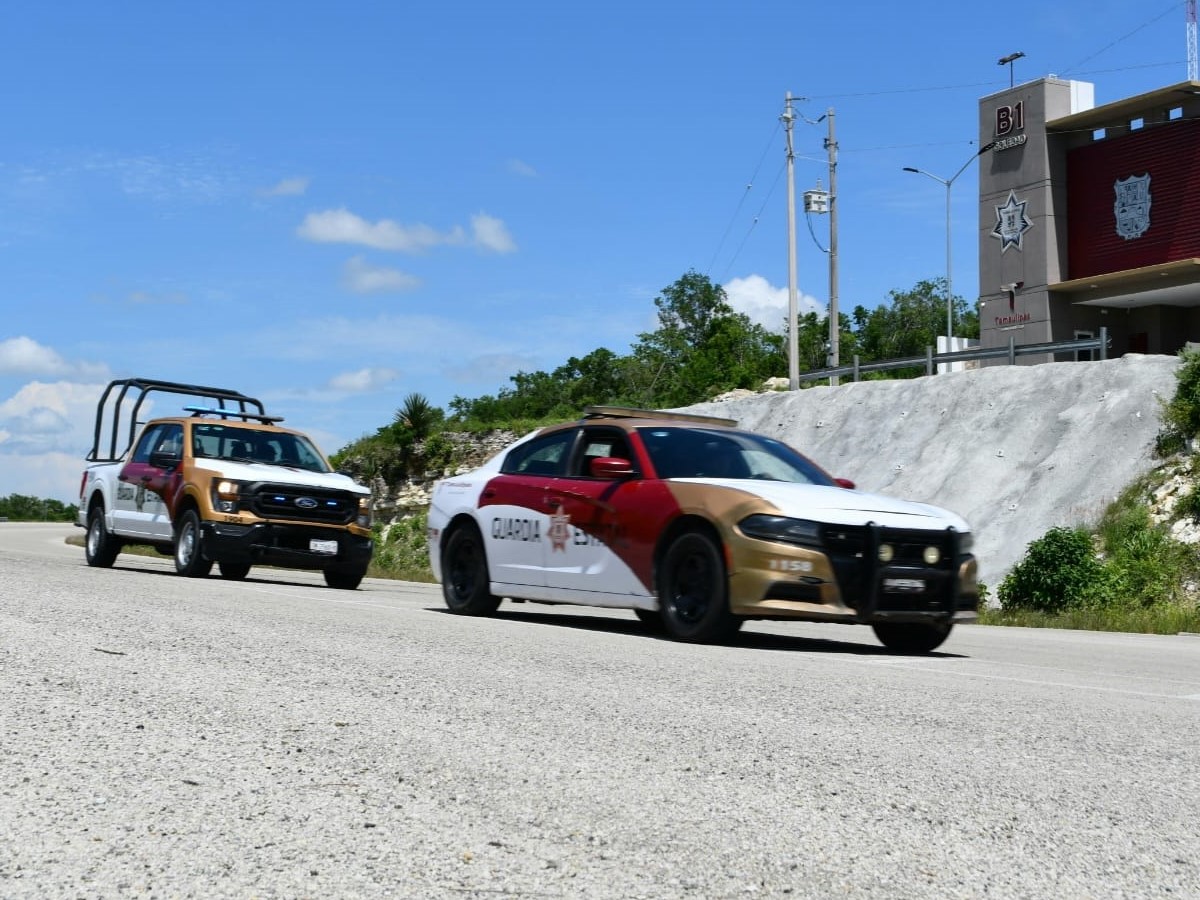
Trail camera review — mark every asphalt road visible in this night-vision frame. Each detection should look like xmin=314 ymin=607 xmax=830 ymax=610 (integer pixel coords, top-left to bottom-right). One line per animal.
xmin=2 ymin=522 xmax=1198 ymax=899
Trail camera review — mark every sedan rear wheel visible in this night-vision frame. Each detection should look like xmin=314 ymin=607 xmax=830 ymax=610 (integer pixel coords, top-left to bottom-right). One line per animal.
xmin=658 ymin=531 xmax=741 ymax=643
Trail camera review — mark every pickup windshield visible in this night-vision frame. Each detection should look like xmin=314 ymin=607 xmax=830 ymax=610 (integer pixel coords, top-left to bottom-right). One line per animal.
xmin=190 ymin=423 xmax=331 ymax=473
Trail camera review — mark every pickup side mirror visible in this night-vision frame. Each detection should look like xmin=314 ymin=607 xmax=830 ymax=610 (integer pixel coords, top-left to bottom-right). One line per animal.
xmin=590 ymin=456 xmax=635 ymax=480
xmin=149 ymin=450 xmax=181 ymax=471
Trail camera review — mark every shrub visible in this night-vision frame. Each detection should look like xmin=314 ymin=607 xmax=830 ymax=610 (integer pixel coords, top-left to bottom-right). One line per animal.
xmin=369 ymin=512 xmax=434 ymax=582
xmin=997 ymin=526 xmax=1102 ymax=613
xmin=1157 ymin=348 xmax=1200 ymax=455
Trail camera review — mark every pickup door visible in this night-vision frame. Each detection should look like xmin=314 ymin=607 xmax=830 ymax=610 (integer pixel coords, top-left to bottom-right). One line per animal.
xmin=113 ymin=422 xmax=181 ymax=541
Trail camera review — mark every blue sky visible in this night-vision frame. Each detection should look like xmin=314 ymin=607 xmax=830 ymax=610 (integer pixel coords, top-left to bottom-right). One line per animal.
xmin=0 ymin=0 xmax=1187 ymax=501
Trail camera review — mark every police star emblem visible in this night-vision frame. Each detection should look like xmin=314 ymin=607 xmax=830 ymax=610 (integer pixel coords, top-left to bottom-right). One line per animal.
xmin=547 ymin=504 xmax=572 ymax=553
xmin=991 ymin=189 xmax=1033 ymax=253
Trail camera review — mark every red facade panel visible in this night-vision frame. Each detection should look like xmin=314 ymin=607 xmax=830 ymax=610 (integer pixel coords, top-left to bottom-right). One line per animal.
xmin=1067 ymin=117 xmax=1200 ymax=278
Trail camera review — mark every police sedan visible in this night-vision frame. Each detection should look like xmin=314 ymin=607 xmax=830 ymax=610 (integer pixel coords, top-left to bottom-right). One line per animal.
xmin=427 ymin=407 xmax=978 ymax=652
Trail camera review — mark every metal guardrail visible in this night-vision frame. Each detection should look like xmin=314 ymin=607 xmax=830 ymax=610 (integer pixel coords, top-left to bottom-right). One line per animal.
xmin=794 ymin=327 xmax=1108 ymax=383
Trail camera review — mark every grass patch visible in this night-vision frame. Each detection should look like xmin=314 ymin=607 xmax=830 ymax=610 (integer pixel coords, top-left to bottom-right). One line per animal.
xmin=978 ymin=605 xmax=1200 ymax=635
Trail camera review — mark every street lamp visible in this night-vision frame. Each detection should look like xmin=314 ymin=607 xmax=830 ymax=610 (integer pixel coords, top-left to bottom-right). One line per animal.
xmin=903 ymin=141 xmax=995 ymax=343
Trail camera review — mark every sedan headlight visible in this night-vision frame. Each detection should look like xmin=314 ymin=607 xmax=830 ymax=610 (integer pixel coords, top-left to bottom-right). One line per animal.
xmin=739 ymin=514 xmax=823 ymax=547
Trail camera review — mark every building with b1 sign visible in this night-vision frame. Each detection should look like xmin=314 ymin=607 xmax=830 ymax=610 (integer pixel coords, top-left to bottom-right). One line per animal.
xmin=977 ymin=77 xmax=1200 ymax=360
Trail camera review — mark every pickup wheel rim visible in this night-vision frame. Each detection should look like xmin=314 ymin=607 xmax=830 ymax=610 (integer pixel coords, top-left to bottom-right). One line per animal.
xmin=87 ymin=518 xmax=102 ymax=556
xmin=177 ymin=521 xmax=196 ymax=566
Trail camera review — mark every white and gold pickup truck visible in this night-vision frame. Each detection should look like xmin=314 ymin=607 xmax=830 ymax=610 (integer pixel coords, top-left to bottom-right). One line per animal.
xmin=77 ymin=378 xmax=373 ymax=589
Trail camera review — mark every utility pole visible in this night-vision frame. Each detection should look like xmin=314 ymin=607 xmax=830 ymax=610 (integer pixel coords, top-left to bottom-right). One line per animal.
xmin=782 ymin=92 xmax=799 ymax=390
xmin=825 ymin=108 xmax=839 ymax=385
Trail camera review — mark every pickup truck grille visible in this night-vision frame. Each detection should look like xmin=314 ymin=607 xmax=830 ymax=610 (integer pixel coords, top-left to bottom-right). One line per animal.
xmin=245 ymin=482 xmax=358 ymax=525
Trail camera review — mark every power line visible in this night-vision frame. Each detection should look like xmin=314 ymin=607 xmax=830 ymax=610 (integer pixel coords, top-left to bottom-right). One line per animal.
xmin=718 ymin=159 xmax=786 ymax=284
xmin=705 ymin=121 xmax=781 ymax=277
xmin=1060 ymin=0 xmax=1183 ymax=76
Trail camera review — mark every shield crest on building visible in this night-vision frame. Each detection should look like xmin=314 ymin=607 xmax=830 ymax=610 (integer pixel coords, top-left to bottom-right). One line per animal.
xmin=1113 ymin=173 xmax=1151 ymax=240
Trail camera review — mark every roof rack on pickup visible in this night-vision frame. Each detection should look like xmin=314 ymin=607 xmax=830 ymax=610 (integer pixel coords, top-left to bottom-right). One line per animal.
xmin=183 ymin=406 xmax=284 ymax=424
xmin=581 ymin=406 xmax=738 ymax=428
xmin=87 ymin=378 xmax=279 ymax=462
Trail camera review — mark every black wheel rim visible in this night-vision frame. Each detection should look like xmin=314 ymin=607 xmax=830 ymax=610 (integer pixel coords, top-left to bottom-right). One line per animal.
xmin=449 ymin=536 xmax=480 ymax=601
xmin=668 ymin=547 xmax=713 ymax=624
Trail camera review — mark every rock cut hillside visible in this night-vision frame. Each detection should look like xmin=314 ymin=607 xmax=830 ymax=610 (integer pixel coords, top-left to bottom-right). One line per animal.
xmin=684 ymin=354 xmax=1181 ymax=588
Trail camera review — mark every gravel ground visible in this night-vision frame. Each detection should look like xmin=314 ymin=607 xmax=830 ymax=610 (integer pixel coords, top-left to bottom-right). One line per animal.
xmin=2 ymin=530 xmax=1199 ymax=898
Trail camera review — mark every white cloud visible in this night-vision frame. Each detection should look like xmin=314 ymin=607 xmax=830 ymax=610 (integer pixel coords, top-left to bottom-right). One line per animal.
xmin=0 ymin=337 xmax=72 ymax=376
xmin=261 ymin=177 xmax=310 ymax=197
xmin=507 ymin=159 xmax=538 ymax=177
xmin=444 ymin=352 xmax=542 ymax=384
xmin=723 ymin=274 xmax=822 ymax=331
xmin=471 ymin=213 xmax=517 ymax=254
xmin=0 ymin=338 xmax=110 ymax=380
xmin=297 ymin=207 xmax=517 ymax=255
xmin=127 ymin=290 xmax=189 ymax=306
xmin=297 ymin=208 xmax=466 ymax=253
xmin=328 ymin=367 xmax=399 ymax=392
xmin=341 ymin=256 xmax=421 ymax=294
xmin=0 ymin=450 xmax=86 ymax=503
xmin=0 ymin=381 xmax=108 ymax=499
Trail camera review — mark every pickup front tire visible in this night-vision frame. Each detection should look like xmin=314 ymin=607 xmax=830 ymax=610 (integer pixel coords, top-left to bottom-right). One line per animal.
xmin=174 ymin=509 xmax=213 ymax=577
xmin=323 ymin=567 xmax=365 ymax=590
xmin=85 ymin=506 xmax=121 ymax=568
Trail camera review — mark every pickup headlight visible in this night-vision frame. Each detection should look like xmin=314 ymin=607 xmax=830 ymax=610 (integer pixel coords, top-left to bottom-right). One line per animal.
xmin=212 ymin=479 xmax=245 ymax=513
xmin=356 ymin=496 xmax=372 ymax=528
xmin=958 ymin=532 xmax=973 ymax=553
xmin=739 ymin=514 xmax=823 ymax=547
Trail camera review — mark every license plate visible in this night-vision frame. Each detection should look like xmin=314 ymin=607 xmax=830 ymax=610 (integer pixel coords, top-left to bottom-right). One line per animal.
xmin=883 ymin=577 xmax=925 ymax=592
xmin=310 ymin=539 xmax=338 ymax=555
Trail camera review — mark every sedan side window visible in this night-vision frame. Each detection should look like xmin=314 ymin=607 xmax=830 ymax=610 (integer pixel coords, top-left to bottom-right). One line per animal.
xmin=571 ymin=429 xmax=636 ymax=478
xmin=502 ymin=430 xmax=577 ymax=476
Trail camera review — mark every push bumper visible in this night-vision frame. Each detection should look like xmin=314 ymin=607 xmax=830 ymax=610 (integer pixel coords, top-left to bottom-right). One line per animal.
xmin=202 ymin=521 xmax=374 ymax=571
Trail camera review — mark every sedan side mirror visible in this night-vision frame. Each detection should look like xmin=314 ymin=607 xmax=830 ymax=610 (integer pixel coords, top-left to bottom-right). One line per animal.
xmin=590 ymin=456 xmax=635 ymax=479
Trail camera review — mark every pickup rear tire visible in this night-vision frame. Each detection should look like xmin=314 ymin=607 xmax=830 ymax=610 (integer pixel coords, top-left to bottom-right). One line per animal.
xmin=174 ymin=509 xmax=213 ymax=577
xmin=85 ymin=506 xmax=121 ymax=568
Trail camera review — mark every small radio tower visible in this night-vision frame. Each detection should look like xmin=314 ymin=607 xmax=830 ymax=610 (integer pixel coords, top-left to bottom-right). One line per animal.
xmin=1189 ymin=0 xmax=1198 ymax=81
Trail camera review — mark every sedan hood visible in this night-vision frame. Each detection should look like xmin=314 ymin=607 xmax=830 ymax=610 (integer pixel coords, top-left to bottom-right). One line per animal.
xmin=673 ymin=478 xmax=969 ymax=532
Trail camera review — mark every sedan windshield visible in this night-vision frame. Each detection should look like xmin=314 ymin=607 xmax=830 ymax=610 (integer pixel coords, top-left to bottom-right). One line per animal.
xmin=637 ymin=426 xmax=836 ymax=485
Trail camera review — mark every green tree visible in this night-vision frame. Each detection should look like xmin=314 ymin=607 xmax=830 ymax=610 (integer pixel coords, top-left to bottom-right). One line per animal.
xmin=394 ymin=393 xmax=441 ymax=440
xmin=852 ymin=277 xmax=978 ymax=370
xmin=629 ymin=270 xmax=784 ymax=407
xmin=0 ymin=495 xmax=78 ymax=522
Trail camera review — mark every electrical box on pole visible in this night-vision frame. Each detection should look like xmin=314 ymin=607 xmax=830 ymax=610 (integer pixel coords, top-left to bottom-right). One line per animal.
xmin=803 ymin=189 xmax=829 ymax=214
